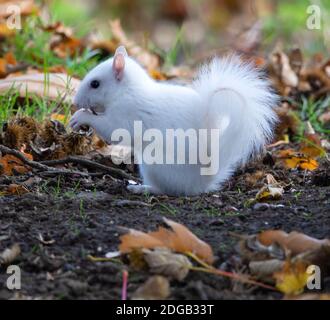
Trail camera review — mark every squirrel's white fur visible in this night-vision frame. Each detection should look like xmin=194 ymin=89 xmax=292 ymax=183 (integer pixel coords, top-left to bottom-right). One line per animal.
xmin=71 ymin=46 xmax=278 ymax=196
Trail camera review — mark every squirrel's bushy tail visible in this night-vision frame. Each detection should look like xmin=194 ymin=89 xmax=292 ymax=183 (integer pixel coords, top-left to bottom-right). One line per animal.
xmin=193 ymin=55 xmax=278 ymax=190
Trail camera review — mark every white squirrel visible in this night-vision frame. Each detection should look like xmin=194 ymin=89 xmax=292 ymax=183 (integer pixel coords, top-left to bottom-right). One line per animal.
xmin=70 ymin=46 xmax=278 ymax=196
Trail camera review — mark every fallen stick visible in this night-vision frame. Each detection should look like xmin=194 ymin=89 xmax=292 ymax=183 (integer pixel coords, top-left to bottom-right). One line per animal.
xmin=0 ymin=144 xmax=88 ymax=177
xmin=40 ymin=156 xmax=136 ymax=180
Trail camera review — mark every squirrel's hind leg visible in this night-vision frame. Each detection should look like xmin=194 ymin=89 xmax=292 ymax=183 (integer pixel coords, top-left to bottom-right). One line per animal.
xmin=127 ymin=184 xmax=161 ymax=195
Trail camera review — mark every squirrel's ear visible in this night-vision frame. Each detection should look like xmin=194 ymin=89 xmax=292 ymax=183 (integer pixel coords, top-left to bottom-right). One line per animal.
xmin=113 ymin=46 xmax=127 ymax=81
xmin=113 ymin=53 xmax=125 ymax=81
xmin=115 ymin=45 xmax=128 ymax=57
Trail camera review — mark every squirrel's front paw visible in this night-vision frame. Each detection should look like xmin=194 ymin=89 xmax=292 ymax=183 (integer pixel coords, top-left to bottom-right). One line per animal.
xmin=127 ymin=184 xmax=160 ymax=195
xmin=69 ymin=109 xmax=92 ymax=131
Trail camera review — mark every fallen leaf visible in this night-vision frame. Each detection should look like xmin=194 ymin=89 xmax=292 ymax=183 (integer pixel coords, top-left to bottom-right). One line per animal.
xmin=258 ymin=230 xmax=330 ymax=255
xmin=249 ymin=259 xmax=284 ymax=281
xmin=277 ymin=149 xmax=318 ymax=171
xmin=0 ymin=243 xmax=21 ymax=265
xmin=132 ymin=275 xmax=170 ymax=300
xmin=0 ymin=154 xmax=31 ymax=175
xmin=271 ymin=51 xmax=299 ymax=87
xmin=50 ymin=113 xmax=68 ymax=124
xmin=0 ymin=51 xmax=18 ymax=76
xmin=143 ymin=248 xmax=192 ymax=281
xmin=274 ymin=260 xmax=308 ymax=295
xmin=289 ymin=48 xmax=303 ymax=75
xmin=52 ymin=36 xmax=83 ymax=59
xmin=109 ymin=19 xmax=160 ymax=71
xmin=0 ymin=73 xmax=80 ymax=102
xmin=255 ymin=185 xmax=284 ymax=201
xmin=255 ymin=174 xmax=284 ymax=202
xmin=119 ymin=217 xmax=214 ymax=264
xmin=300 ymin=122 xmax=325 ymax=158
xmin=237 ymin=234 xmax=285 ymax=262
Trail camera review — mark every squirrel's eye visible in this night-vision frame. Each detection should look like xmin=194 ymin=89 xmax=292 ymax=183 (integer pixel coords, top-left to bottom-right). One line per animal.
xmin=90 ymin=80 xmax=100 ymax=89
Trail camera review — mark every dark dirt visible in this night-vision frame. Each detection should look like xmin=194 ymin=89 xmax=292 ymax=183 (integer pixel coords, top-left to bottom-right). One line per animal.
xmin=0 ymin=156 xmax=329 ymax=300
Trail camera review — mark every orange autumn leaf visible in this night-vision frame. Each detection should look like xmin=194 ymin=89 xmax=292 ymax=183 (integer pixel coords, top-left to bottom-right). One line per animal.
xmin=277 ymin=149 xmax=318 ymax=171
xmin=149 ymin=69 xmax=168 ymax=81
xmin=4 ymin=52 xmax=17 ymax=65
xmin=258 ymin=230 xmax=330 ymax=255
xmin=50 ymin=113 xmax=68 ymax=124
xmin=0 ymin=154 xmax=29 ymax=175
xmin=119 ymin=218 xmax=214 ymax=264
xmin=0 ymin=51 xmax=17 ymax=77
xmin=0 ymin=149 xmax=33 ymax=176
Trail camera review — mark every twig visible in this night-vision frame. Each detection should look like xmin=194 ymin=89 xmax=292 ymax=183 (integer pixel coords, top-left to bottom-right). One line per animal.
xmin=189 ymin=266 xmax=277 ymax=291
xmin=40 ymin=156 xmax=136 ymax=180
xmin=186 ymin=251 xmax=277 ymax=291
xmin=0 ymin=144 xmax=89 ymax=177
xmin=121 ymin=270 xmax=128 ymax=301
xmin=111 ymin=199 xmax=151 ymax=207
xmin=87 ymin=255 xmax=122 ymax=264
xmin=6 ymin=63 xmax=29 ymax=75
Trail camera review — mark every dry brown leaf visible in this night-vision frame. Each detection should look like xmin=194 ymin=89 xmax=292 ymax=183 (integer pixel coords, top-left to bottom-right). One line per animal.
xmin=233 ymin=20 xmax=262 ymax=54
xmin=237 ymin=234 xmax=285 ymax=262
xmin=275 ymin=102 xmax=299 ymax=137
xmin=52 ymin=37 xmax=84 ymax=59
xmin=41 ymin=21 xmax=73 ymax=37
xmin=143 ymin=248 xmax=192 ymax=281
xmin=132 ymin=275 xmax=170 ymax=300
xmin=0 ymin=73 xmax=80 ymax=102
xmin=109 ymin=19 xmax=160 ymax=71
xmin=289 ymin=48 xmax=303 ymax=75
xmin=0 ymin=243 xmax=21 ymax=265
xmin=258 ymin=230 xmax=330 ymax=255
xmin=119 ymin=217 xmax=214 ymax=264
xmin=271 ymin=51 xmax=299 ymax=87
xmin=255 ymin=174 xmax=284 ymax=202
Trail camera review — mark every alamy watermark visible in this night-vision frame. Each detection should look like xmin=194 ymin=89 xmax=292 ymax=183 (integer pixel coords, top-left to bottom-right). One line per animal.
xmin=306 ymin=264 xmax=322 ymax=290
xmin=109 ymin=121 xmax=220 ymax=176
xmin=4 ymin=265 xmax=21 ymax=290
xmin=306 ymin=4 xmax=322 ymax=30
xmin=4 ymin=5 xmax=22 ymax=30
xmin=306 ymin=2 xmax=330 ymax=50
xmin=1 ymin=263 xmax=322 ymax=291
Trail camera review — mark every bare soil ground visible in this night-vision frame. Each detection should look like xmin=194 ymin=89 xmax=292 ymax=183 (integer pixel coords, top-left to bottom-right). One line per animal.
xmin=0 ymin=157 xmax=329 ymax=300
